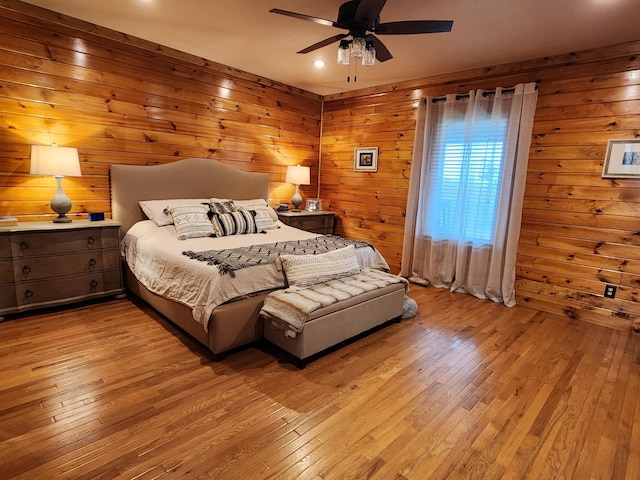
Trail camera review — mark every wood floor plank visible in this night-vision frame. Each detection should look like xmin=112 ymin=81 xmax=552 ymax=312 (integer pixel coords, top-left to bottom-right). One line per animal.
xmin=1 ymin=289 xmax=639 ymax=479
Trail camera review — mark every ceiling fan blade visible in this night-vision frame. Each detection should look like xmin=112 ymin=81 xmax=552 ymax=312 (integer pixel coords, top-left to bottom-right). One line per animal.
xmin=355 ymin=0 xmax=388 ymax=28
xmin=297 ymin=34 xmax=349 ymax=54
xmin=375 ymin=20 xmax=454 ymax=35
xmin=368 ymin=34 xmax=393 ymax=62
xmin=269 ymin=8 xmax=346 ymax=29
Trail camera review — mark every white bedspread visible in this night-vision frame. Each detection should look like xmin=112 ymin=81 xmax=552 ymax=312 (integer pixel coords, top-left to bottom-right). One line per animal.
xmin=122 ymin=221 xmax=390 ymax=330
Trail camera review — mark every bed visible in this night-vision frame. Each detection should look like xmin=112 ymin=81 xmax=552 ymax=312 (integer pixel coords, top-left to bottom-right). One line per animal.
xmin=110 ymin=158 xmax=389 ymax=358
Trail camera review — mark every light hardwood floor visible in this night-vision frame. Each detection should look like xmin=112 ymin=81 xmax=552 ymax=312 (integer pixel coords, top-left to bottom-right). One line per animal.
xmin=1 ymin=286 xmax=638 ymax=479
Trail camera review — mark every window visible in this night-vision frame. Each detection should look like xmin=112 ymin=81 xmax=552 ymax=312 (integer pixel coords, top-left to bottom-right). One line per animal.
xmin=401 ymin=83 xmax=538 ymax=304
xmin=424 ymin=116 xmax=508 ymax=245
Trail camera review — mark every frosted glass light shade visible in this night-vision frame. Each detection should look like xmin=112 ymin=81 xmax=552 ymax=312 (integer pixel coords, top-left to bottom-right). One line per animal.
xmin=363 ymin=41 xmax=376 ymax=66
xmin=337 ymin=40 xmax=351 ymax=65
xmin=351 ymin=37 xmax=365 ymax=58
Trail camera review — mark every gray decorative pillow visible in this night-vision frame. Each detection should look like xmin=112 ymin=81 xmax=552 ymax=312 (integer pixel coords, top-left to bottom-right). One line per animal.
xmin=278 ymin=245 xmax=361 ymax=287
xmin=232 ymin=199 xmax=279 ymax=221
xmin=169 ymin=205 xmax=215 ymax=240
xmin=205 ymin=200 xmax=237 ymax=216
xmin=240 ymin=207 xmax=279 ymax=231
xmin=211 ymin=210 xmax=258 ymax=237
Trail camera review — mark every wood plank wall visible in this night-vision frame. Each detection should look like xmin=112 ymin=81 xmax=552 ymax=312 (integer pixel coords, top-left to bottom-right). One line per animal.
xmin=2 ymin=1 xmax=640 ymax=332
xmin=321 ymin=41 xmax=640 ymax=331
xmin=0 ymin=0 xmax=322 ymax=222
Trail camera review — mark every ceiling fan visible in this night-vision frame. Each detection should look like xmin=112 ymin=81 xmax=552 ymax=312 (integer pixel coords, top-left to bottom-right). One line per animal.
xmin=270 ymin=0 xmax=453 ymax=64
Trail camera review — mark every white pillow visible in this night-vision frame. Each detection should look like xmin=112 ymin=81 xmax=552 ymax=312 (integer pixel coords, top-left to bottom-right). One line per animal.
xmin=278 ymin=245 xmax=361 ymax=287
xmin=232 ymin=199 xmax=279 ymax=222
xmin=139 ymin=199 xmax=209 ymax=226
xmin=169 ymin=205 xmax=215 ymax=240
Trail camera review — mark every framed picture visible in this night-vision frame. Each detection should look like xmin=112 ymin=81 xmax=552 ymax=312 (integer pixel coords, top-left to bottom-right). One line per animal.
xmin=602 ymin=139 xmax=640 ymax=178
xmin=354 ymin=147 xmax=378 ymax=172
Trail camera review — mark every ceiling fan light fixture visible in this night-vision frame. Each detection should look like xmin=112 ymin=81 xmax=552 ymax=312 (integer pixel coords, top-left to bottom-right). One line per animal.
xmin=362 ymin=40 xmax=376 ymax=66
xmin=351 ymin=36 xmax=365 ymax=58
xmin=271 ymin=1 xmax=454 ymax=80
xmin=337 ymin=39 xmax=351 ymax=65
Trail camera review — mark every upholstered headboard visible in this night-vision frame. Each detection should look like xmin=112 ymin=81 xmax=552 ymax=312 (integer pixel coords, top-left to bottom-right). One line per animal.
xmin=110 ymin=158 xmax=270 ymax=235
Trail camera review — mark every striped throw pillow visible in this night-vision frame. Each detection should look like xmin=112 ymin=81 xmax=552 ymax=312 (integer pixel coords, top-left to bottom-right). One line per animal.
xmin=211 ymin=210 xmax=258 ymax=237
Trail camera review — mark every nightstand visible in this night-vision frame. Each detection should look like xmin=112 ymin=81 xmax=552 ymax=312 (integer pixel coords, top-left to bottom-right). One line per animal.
xmin=277 ymin=211 xmax=335 ymax=235
xmin=0 ymin=220 xmax=125 ymax=320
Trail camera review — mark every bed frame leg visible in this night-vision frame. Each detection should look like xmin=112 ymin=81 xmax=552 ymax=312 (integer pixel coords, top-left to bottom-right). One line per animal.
xmin=211 ymin=352 xmax=227 ymax=362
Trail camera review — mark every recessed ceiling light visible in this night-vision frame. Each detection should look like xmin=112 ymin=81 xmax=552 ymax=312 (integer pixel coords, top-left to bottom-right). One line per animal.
xmin=314 ymin=60 xmax=326 ymax=68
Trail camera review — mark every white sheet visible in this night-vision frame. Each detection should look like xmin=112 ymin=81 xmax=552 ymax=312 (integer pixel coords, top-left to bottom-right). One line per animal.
xmin=122 ymin=220 xmax=390 ymax=330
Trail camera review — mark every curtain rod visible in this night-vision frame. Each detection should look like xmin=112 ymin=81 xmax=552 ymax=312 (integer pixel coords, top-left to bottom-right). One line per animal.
xmin=430 ymin=87 xmax=516 ymax=103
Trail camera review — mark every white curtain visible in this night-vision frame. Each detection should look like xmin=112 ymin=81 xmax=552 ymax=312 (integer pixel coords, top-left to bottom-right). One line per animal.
xmin=400 ymin=83 xmax=538 ymax=306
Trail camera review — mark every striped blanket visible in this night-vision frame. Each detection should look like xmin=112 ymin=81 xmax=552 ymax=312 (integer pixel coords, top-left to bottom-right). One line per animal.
xmin=260 ymin=269 xmax=408 ymax=338
xmin=182 ymin=236 xmax=374 ymax=276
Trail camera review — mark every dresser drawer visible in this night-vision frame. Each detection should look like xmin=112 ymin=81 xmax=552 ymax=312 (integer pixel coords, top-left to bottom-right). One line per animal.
xmin=0 ymin=234 xmax=11 ymax=259
xmin=278 ymin=212 xmax=335 ymax=235
xmin=0 ymin=259 xmax=14 ymax=284
xmin=12 ymin=250 xmax=119 ymax=282
xmin=101 ymin=227 xmax=120 ymax=250
xmin=15 ymin=270 xmax=122 ymax=306
xmin=11 ymin=229 xmax=105 ymax=258
xmin=291 ymin=216 xmax=329 ymax=231
xmin=0 ymin=285 xmax=16 ymax=309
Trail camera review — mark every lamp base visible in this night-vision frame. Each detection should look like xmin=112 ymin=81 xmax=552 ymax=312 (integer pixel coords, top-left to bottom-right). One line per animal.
xmin=50 ymin=175 xmax=73 ymax=223
xmin=291 ymin=184 xmax=303 ymax=212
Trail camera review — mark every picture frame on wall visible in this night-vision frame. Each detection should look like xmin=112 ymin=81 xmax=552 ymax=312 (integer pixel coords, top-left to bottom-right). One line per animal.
xmin=354 ymin=147 xmax=378 ymax=172
xmin=602 ymin=139 xmax=640 ymax=178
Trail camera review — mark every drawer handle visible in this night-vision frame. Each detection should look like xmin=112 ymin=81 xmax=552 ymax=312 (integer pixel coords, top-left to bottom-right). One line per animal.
xmin=89 ymin=258 xmax=97 ymax=267
xmin=24 ymin=289 xmax=34 ymax=298
xmin=87 ymin=236 xmax=95 ymax=247
xmin=20 ymin=241 xmax=29 ymax=250
xmin=22 ymin=265 xmax=31 ymax=275
xmin=90 ymin=280 xmax=98 ymax=288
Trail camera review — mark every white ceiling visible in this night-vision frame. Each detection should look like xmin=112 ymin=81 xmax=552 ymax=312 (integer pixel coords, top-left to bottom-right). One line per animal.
xmin=21 ymin=0 xmax=640 ymax=96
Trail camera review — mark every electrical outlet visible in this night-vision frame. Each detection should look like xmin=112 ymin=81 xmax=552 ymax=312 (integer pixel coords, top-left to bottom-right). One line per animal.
xmin=604 ymin=285 xmax=617 ymax=299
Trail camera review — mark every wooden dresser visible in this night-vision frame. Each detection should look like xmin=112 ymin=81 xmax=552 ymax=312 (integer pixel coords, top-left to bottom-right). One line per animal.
xmin=277 ymin=211 xmax=335 ymax=235
xmin=0 ymin=220 xmax=125 ymax=320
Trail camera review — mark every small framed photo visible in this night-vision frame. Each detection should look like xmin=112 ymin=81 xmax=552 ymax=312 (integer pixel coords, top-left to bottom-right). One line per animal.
xmin=354 ymin=147 xmax=378 ymax=172
xmin=602 ymin=139 xmax=640 ymax=178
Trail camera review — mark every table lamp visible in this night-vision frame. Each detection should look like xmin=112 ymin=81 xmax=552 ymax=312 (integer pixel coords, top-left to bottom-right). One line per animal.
xmin=30 ymin=145 xmax=82 ymax=223
xmin=285 ymin=165 xmax=310 ymax=211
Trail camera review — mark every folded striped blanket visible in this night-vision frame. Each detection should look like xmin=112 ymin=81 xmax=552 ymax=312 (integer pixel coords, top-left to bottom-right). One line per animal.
xmin=260 ymin=269 xmax=408 ymax=338
xmin=182 ymin=235 xmax=374 ymax=276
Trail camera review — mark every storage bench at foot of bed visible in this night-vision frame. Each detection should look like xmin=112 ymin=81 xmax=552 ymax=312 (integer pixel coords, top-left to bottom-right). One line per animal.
xmin=263 ymin=281 xmax=406 ymax=368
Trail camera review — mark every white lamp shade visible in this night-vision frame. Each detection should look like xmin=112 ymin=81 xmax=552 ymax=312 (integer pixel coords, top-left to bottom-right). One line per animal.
xmin=30 ymin=145 xmax=81 ymax=177
xmin=285 ymin=165 xmax=310 ymax=185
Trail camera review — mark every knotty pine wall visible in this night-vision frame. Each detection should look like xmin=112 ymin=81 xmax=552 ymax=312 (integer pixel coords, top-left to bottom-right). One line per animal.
xmin=321 ymin=40 xmax=640 ymax=331
xmin=2 ymin=1 xmax=640 ymax=331
xmin=0 ymin=1 xmax=321 ymax=222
